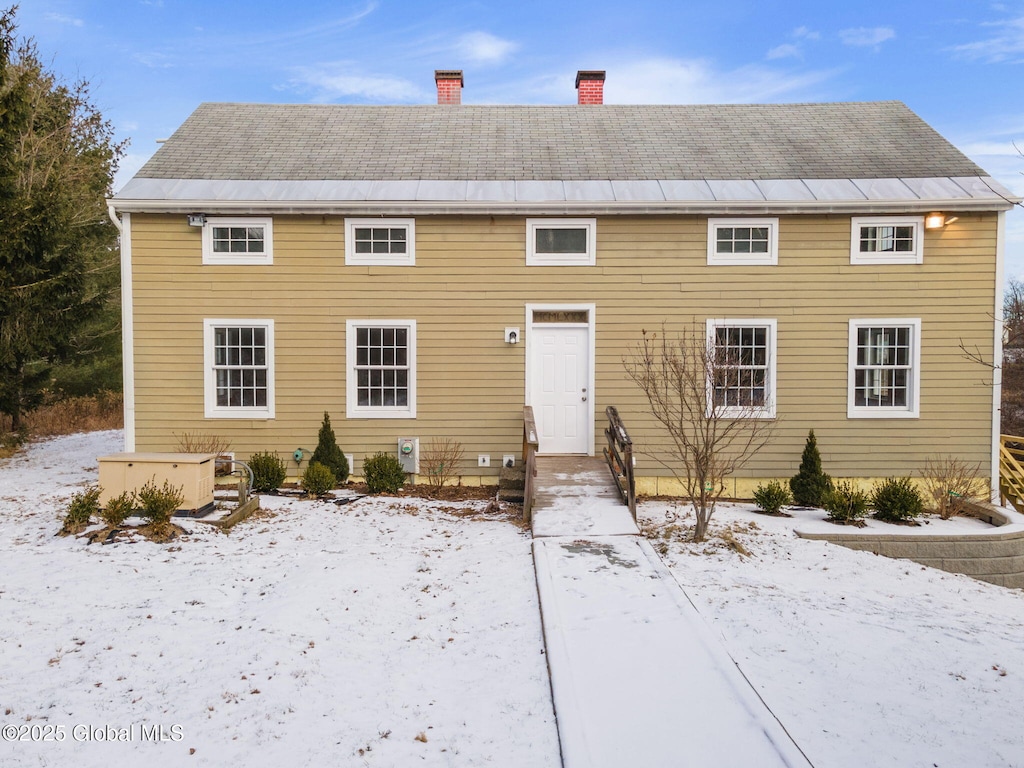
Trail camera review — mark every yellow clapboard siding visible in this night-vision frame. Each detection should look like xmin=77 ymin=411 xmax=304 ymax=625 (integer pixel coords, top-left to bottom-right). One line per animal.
xmin=126 ymin=212 xmax=1000 ymax=477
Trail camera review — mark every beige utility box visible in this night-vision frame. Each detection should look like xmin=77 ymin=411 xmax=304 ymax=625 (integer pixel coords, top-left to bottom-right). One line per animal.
xmin=98 ymin=453 xmax=217 ymax=517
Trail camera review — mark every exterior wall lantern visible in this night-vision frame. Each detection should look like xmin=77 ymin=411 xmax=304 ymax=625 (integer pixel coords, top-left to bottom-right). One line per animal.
xmin=505 ymin=327 xmax=520 ymax=344
xmin=187 ymin=213 xmax=207 ymax=227
xmin=925 ymin=213 xmax=959 ymax=229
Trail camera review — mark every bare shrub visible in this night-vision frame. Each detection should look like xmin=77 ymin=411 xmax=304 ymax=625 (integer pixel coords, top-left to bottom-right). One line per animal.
xmin=420 ymin=438 xmax=465 ymax=488
xmin=920 ymin=456 xmax=986 ymax=519
xmin=623 ymin=321 xmax=777 ymax=542
xmin=175 ymin=431 xmax=232 ymax=456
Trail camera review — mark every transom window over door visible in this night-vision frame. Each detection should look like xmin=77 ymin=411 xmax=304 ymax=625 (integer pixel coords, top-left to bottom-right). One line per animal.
xmin=848 ymin=319 xmax=921 ymax=418
xmin=706 ymin=319 xmax=777 ymax=418
xmin=347 ymin=320 xmax=417 ymax=418
xmin=203 ymin=319 xmax=275 ymax=419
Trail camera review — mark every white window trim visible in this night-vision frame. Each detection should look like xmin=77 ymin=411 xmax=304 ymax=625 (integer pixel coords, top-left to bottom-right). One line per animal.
xmin=705 ymin=318 xmax=778 ymax=419
xmin=847 ymin=318 xmax=921 ymax=419
xmin=850 ymin=216 xmax=923 ymax=265
xmin=203 ymin=319 xmax=275 ymax=419
xmin=345 ymin=218 xmax=416 ymax=266
xmin=526 ymin=218 xmax=596 ymax=266
xmin=202 ymin=217 xmax=273 ymax=265
xmin=346 ymin=319 xmax=417 ymax=419
xmin=707 ymin=218 xmax=779 ymax=266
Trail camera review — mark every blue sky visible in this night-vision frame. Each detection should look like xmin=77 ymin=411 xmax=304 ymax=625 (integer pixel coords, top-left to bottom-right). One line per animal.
xmin=15 ymin=0 xmax=1024 ymax=276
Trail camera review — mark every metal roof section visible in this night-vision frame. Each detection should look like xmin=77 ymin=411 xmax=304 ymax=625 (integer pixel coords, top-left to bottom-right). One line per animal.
xmin=113 ymin=175 xmax=1020 ymax=215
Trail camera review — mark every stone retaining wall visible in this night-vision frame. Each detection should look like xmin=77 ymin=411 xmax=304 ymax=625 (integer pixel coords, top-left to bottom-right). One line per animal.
xmin=796 ymin=502 xmax=1024 ymax=589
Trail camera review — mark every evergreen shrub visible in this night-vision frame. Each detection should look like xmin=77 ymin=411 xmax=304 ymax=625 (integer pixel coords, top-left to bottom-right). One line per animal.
xmin=301 ymin=461 xmax=336 ymax=497
xmin=312 ymin=412 xmax=349 ymax=483
xmin=790 ymin=430 xmax=833 ymax=507
xmin=249 ymin=451 xmax=287 ymax=493
xmin=823 ymin=481 xmax=870 ymax=524
xmin=753 ymin=481 xmax=792 ymax=515
xmin=871 ymin=477 xmax=924 ymax=522
xmin=363 ymin=452 xmax=407 ymax=494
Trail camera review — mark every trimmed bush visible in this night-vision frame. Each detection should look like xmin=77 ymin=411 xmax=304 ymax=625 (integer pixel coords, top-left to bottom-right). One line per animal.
xmin=790 ymin=429 xmax=833 ymax=507
xmin=311 ymin=412 xmax=349 ymax=483
xmin=753 ymin=480 xmax=792 ymax=515
xmin=249 ymin=451 xmax=287 ymax=493
xmin=60 ymin=486 xmax=101 ymax=535
xmin=100 ymin=491 xmax=135 ymax=528
xmin=363 ymin=452 xmax=407 ymax=494
xmin=871 ymin=477 xmax=924 ymax=522
xmin=137 ymin=479 xmax=185 ymax=526
xmin=823 ymin=481 xmax=870 ymax=524
xmin=301 ymin=461 xmax=336 ymax=497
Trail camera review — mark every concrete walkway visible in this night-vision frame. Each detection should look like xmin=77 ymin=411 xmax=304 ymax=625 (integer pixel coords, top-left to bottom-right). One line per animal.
xmin=531 ymin=457 xmax=811 ymax=768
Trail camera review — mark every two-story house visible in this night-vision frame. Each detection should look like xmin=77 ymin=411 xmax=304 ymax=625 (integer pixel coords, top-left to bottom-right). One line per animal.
xmin=108 ymin=70 xmax=1019 ymax=495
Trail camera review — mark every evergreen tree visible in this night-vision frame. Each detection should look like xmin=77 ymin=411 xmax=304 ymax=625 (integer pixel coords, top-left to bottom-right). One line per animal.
xmin=0 ymin=8 xmax=125 ymax=429
xmin=311 ymin=412 xmax=348 ymax=483
xmin=790 ymin=429 xmax=833 ymax=507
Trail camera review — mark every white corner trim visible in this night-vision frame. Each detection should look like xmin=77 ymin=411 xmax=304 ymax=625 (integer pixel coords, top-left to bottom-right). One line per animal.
xmin=120 ymin=212 xmax=135 ymax=451
xmin=993 ymin=211 xmax=1006 ymax=499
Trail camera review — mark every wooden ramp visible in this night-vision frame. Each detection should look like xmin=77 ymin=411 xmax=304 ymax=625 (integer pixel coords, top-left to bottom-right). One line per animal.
xmin=531 ymin=456 xmax=640 ymax=538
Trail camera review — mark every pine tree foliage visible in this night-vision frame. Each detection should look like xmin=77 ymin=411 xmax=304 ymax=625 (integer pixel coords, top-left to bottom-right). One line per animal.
xmin=311 ymin=412 xmax=348 ymax=483
xmin=790 ymin=429 xmax=833 ymax=507
xmin=0 ymin=8 xmax=125 ymax=429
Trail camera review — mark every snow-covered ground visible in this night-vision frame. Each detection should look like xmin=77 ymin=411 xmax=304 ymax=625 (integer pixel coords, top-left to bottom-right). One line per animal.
xmin=3 ymin=432 xmax=1024 ymax=768
xmin=0 ymin=431 xmax=559 ymax=767
xmin=644 ymin=501 xmax=1024 ymax=768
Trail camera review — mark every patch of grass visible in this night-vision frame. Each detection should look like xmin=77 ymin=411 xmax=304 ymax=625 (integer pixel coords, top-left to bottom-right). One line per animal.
xmin=0 ymin=392 xmax=123 ymax=442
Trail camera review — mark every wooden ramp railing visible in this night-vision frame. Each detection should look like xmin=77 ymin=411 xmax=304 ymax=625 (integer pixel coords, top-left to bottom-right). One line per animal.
xmin=603 ymin=406 xmax=636 ymax=520
xmin=523 ymin=406 xmax=539 ymax=523
xmin=999 ymin=435 xmax=1024 ymax=513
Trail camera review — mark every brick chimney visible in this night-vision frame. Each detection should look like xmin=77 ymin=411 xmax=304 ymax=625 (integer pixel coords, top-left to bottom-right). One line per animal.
xmin=435 ymin=70 xmax=464 ymax=105
xmin=575 ymin=70 xmax=606 ymax=105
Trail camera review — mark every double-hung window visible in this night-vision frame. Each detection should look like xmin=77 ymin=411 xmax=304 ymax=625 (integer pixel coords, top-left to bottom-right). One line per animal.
xmin=204 ymin=320 xmax=275 ymax=419
xmin=706 ymin=319 xmax=777 ymax=418
xmin=848 ymin=319 xmax=921 ymax=418
xmin=346 ymin=320 xmax=416 ymax=418
xmin=345 ymin=218 xmax=415 ymax=265
xmin=202 ymin=217 xmax=273 ymax=265
xmin=526 ymin=219 xmax=596 ymax=265
xmin=850 ymin=217 xmax=923 ymax=264
xmin=707 ymin=218 xmax=779 ymax=265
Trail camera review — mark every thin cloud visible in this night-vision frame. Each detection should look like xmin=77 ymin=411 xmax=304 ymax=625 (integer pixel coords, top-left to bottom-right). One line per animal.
xmin=950 ymin=15 xmax=1024 ymax=63
xmin=767 ymin=44 xmax=801 ymax=61
xmin=455 ymin=32 xmax=519 ymax=65
xmin=793 ymin=26 xmax=821 ymax=41
xmin=44 ymin=13 xmax=85 ymax=27
xmin=839 ymin=27 xmax=896 ymax=47
xmin=289 ymin=64 xmax=424 ymax=103
xmin=599 ymin=57 xmax=836 ymax=104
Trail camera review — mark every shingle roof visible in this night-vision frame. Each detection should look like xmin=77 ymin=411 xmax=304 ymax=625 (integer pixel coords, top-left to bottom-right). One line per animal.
xmin=136 ymin=101 xmax=984 ymax=182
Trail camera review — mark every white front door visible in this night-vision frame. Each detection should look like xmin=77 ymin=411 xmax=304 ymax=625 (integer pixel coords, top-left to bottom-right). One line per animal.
xmin=530 ymin=325 xmax=591 ymax=454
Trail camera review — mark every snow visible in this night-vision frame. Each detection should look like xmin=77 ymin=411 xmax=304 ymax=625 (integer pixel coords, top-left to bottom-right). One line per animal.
xmin=0 ymin=431 xmax=559 ymax=767
xmin=4 ymin=432 xmax=1024 ymax=768
xmin=533 ymin=535 xmax=810 ymax=768
xmin=531 ymin=468 xmax=640 ymax=537
xmin=644 ymin=501 xmax=1024 ymax=768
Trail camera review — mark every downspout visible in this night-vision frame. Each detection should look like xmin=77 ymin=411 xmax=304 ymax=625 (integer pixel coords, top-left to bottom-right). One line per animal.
xmin=108 ymin=202 xmax=136 ymax=452
xmin=992 ymin=210 xmax=1006 ymax=502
